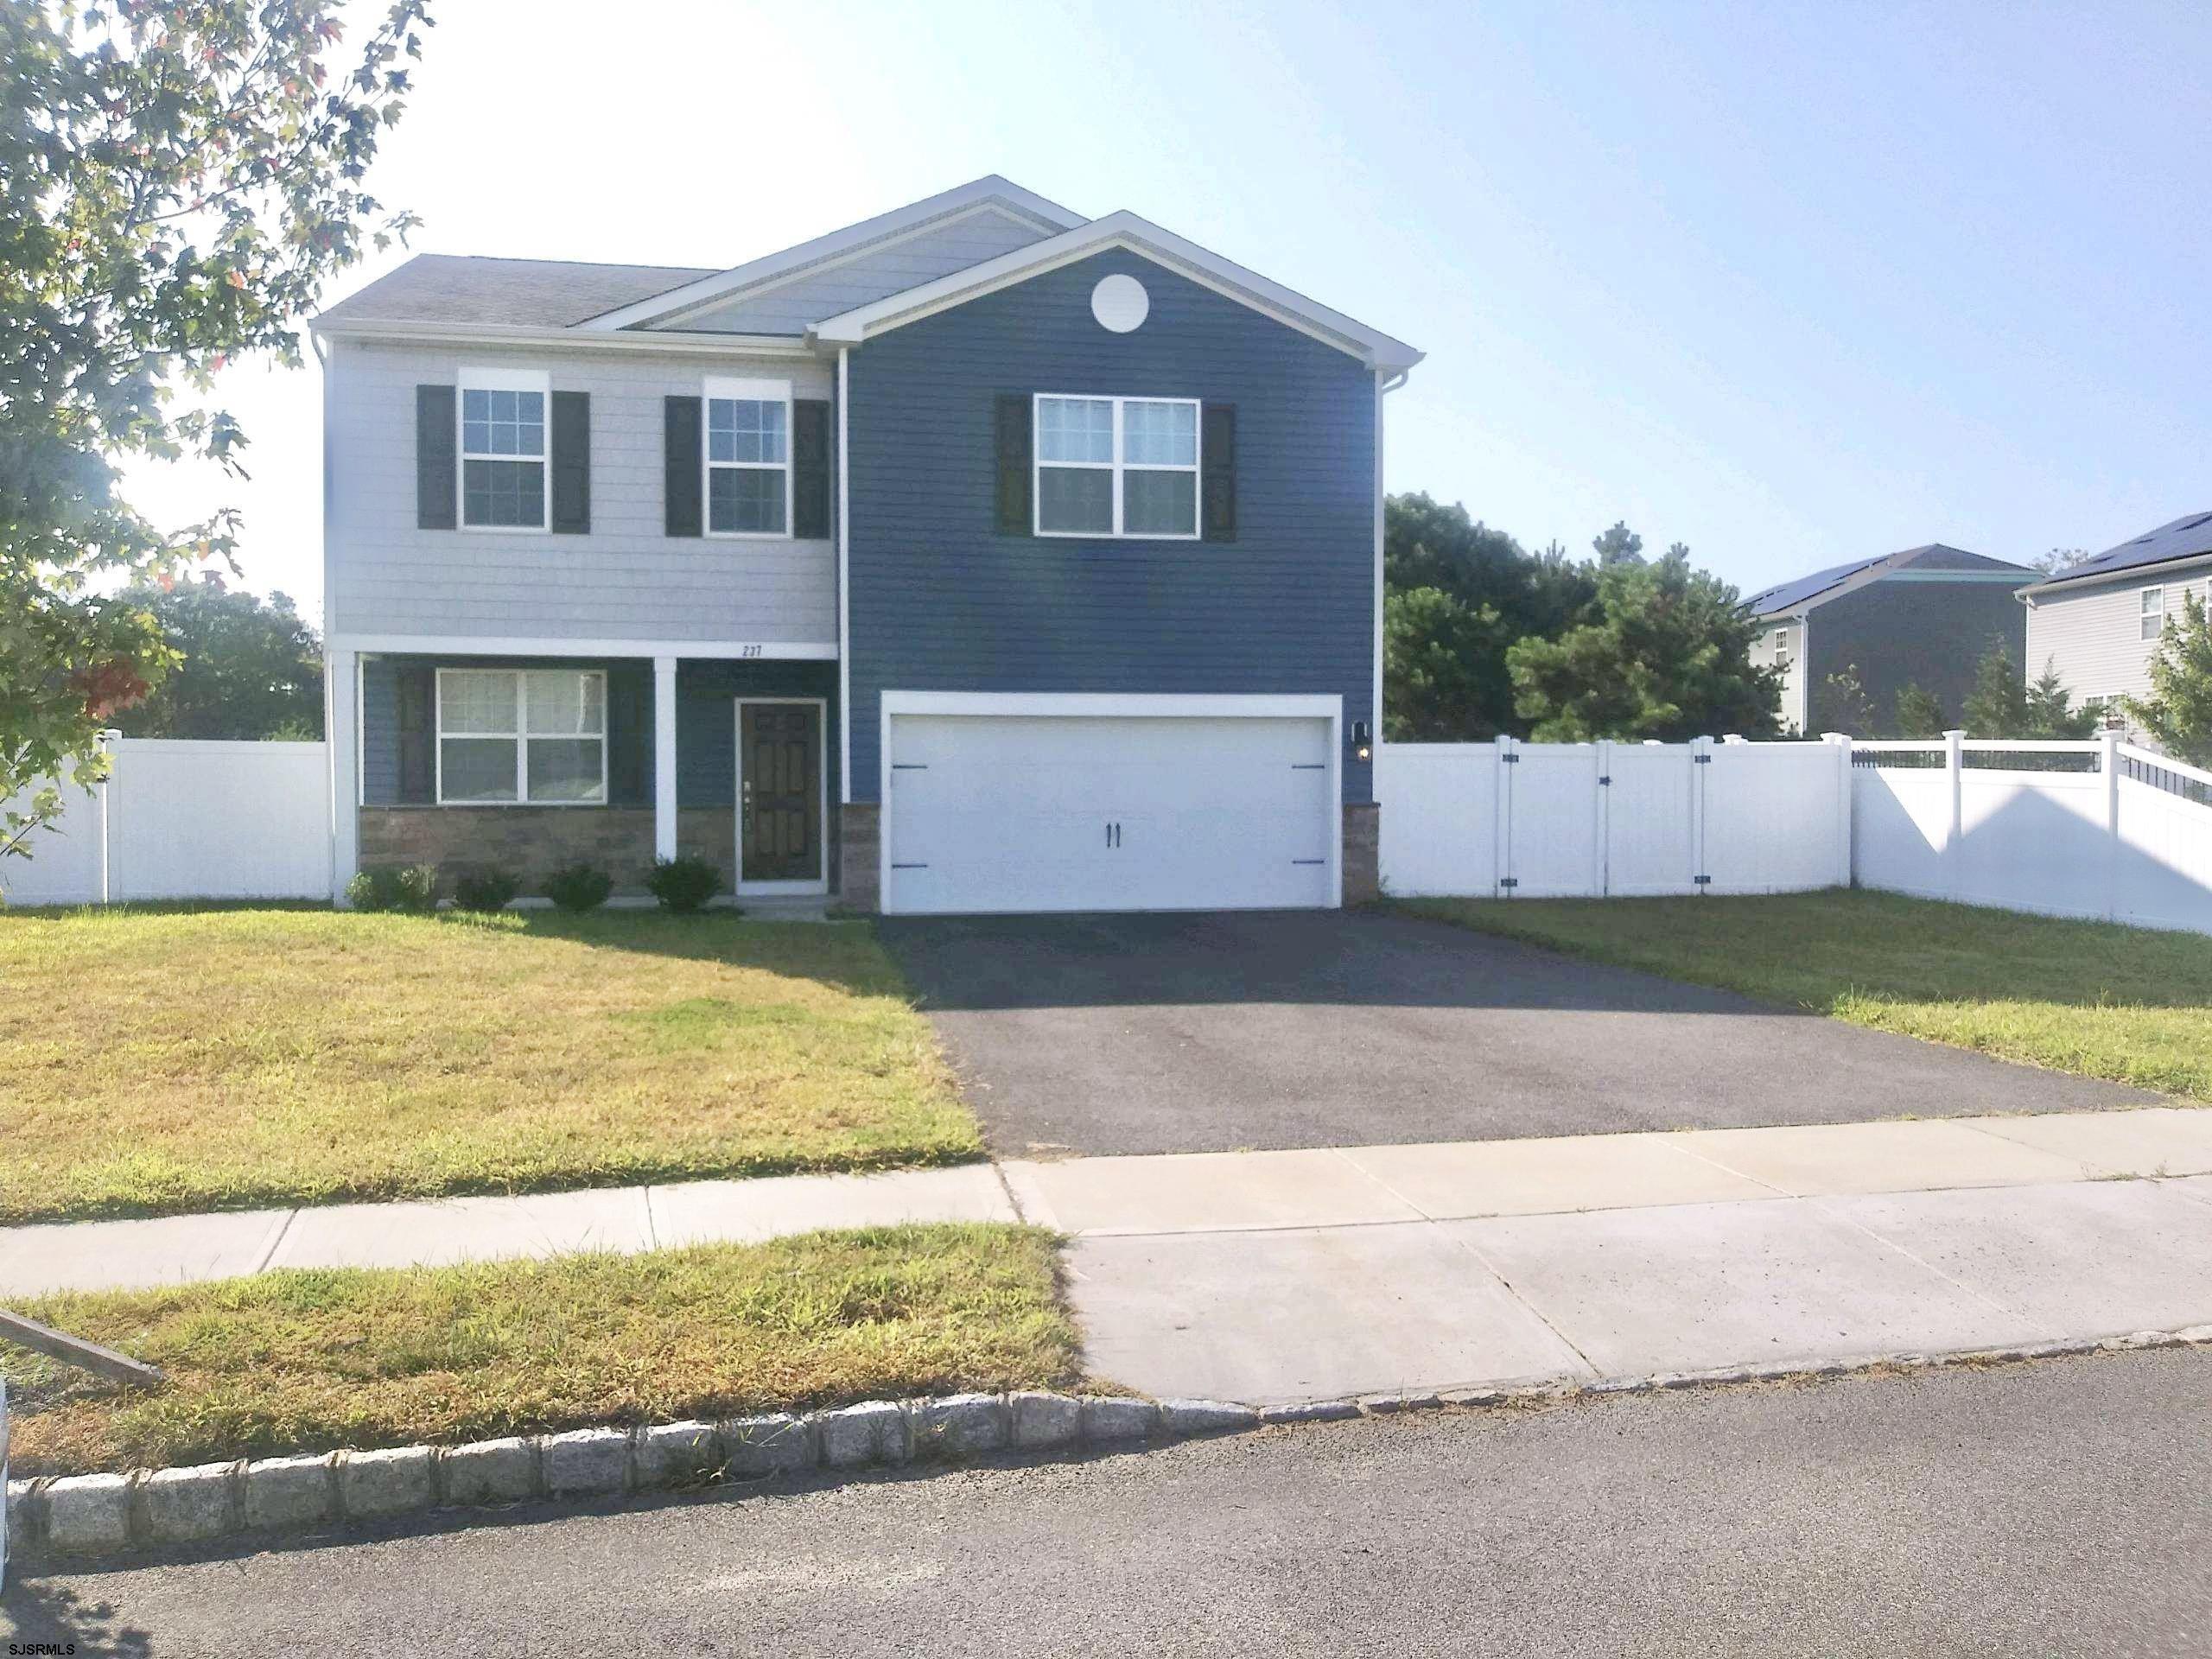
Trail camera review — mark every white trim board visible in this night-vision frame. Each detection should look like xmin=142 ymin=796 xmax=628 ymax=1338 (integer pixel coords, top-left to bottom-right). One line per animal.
xmin=331 ymin=635 xmax=836 ymax=661
xmin=734 ymin=696 xmax=830 ymax=897
xmin=811 ymin=213 xmax=1423 ymax=374
xmin=579 ymin=177 xmax=1086 ymax=334
xmin=308 ymin=318 xmax=816 ymax=356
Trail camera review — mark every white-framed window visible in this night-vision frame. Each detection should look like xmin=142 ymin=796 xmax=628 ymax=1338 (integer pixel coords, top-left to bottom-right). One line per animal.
xmin=704 ymin=376 xmax=791 ymax=537
xmin=2142 ymin=585 xmax=2166 ymax=641
xmin=435 ymin=668 xmax=607 ymax=805
xmin=1034 ymin=393 xmax=1200 ymax=539
xmin=459 ymin=365 xmax=550 ymax=531
xmin=1771 ymin=626 xmax=1791 ymax=665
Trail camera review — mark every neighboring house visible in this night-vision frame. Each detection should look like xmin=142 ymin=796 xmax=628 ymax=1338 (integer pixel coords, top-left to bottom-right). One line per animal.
xmin=309 ymin=176 xmax=1421 ymax=915
xmin=1741 ymin=545 xmax=2031 ymax=733
xmin=2023 ymin=511 xmax=2212 ymax=722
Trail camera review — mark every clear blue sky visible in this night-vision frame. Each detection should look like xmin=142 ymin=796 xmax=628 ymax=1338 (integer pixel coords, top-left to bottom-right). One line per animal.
xmin=131 ymin=0 xmax=2212 ymax=620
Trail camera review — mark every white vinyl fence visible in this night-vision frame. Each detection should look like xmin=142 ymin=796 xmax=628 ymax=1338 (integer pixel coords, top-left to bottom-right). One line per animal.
xmin=1377 ymin=735 xmax=1851 ymax=899
xmin=1853 ymin=732 xmax=2212 ymax=933
xmin=0 ymin=738 xmax=332 ymax=906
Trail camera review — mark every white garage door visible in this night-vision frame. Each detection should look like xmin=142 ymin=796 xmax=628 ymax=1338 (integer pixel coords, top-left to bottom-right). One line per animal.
xmin=882 ymin=701 xmax=1338 ymax=915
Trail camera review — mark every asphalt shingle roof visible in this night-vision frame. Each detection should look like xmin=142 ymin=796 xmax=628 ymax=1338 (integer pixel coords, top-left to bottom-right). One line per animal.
xmin=313 ymin=254 xmax=716 ymax=330
xmin=1742 ymin=544 xmax=2028 ymax=618
xmin=2038 ymin=511 xmax=2212 ymax=588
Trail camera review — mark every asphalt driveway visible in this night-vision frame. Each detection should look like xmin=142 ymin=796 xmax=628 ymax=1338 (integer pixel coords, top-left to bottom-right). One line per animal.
xmin=875 ymin=909 xmax=2158 ymax=1157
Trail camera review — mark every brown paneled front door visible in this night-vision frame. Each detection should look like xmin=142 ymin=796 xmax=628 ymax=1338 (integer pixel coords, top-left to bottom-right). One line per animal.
xmin=739 ymin=702 xmax=821 ymax=884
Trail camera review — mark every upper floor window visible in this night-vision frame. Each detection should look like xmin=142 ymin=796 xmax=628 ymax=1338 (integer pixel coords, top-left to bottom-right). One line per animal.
xmin=2142 ymin=586 xmax=2166 ymax=640
xmin=1035 ymin=394 xmax=1199 ymax=539
xmin=1771 ymin=627 xmax=1790 ymax=665
xmin=705 ymin=377 xmax=791 ymax=537
xmin=459 ymin=367 xmax=549 ymax=531
xmin=436 ymin=668 xmax=606 ymax=805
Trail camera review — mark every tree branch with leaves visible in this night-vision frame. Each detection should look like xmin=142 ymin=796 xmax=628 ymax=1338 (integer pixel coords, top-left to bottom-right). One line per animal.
xmin=0 ymin=0 xmax=431 ymax=866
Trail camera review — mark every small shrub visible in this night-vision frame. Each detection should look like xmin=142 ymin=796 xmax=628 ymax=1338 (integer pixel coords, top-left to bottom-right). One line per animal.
xmin=645 ymin=854 xmax=722 ymax=914
xmin=345 ymin=863 xmax=439 ymax=913
xmin=543 ymin=863 xmax=613 ymax=912
xmin=449 ymin=867 xmax=522 ymax=912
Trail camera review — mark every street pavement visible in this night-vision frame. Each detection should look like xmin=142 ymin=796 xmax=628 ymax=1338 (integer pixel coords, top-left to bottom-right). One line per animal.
xmin=10 ymin=1347 xmax=2209 ymax=1656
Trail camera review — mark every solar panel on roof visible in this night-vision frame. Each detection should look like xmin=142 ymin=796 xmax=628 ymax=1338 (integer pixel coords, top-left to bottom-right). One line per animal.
xmin=1741 ymin=554 xmax=1888 ymax=616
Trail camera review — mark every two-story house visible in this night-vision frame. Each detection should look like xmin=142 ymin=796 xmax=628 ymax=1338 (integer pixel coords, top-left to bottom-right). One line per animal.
xmin=2024 ymin=510 xmax=2212 ymax=728
xmin=1742 ymin=544 xmax=2031 ymax=734
xmin=311 ymin=177 xmax=1421 ymax=913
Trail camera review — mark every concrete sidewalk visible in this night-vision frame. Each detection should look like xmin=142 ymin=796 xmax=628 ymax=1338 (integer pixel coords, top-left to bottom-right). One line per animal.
xmin=6 ymin=1108 xmax=2211 ymax=1410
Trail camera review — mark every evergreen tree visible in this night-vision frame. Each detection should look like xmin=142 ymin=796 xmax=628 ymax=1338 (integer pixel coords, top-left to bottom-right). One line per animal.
xmin=1893 ymin=683 xmax=1948 ymax=737
xmin=2122 ymin=591 xmax=2212 ymax=766
xmin=1961 ymin=644 xmax=2027 ymax=737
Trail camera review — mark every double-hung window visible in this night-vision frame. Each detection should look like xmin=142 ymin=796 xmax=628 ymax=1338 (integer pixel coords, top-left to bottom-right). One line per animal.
xmin=436 ymin=669 xmax=607 ymax=804
xmin=2142 ymin=586 xmax=2166 ymax=641
xmin=459 ymin=367 xmax=550 ymax=530
xmin=705 ymin=377 xmax=791 ymax=537
xmin=1034 ymin=394 xmax=1199 ymax=538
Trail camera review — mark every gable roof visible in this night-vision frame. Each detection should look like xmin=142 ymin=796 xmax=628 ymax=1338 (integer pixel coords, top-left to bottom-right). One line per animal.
xmin=1743 ymin=544 xmax=2030 ymax=619
xmin=2024 ymin=510 xmax=2212 ymax=595
xmin=313 ymin=254 xmax=716 ymax=331
xmin=579 ymin=176 xmax=1084 ymax=333
xmin=809 ymin=210 xmax=1425 ymax=373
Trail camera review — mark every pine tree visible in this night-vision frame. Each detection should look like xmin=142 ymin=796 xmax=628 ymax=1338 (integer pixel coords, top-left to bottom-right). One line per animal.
xmin=2122 ymin=591 xmax=2212 ymax=766
xmin=1893 ymin=683 xmax=1948 ymax=738
xmin=1961 ymin=644 xmax=2026 ymax=738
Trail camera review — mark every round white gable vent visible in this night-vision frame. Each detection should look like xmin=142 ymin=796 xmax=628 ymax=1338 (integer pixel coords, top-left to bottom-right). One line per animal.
xmin=1090 ymin=273 xmax=1150 ymax=334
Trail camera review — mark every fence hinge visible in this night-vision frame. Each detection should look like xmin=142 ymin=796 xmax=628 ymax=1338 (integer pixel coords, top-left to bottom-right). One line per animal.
xmin=1694 ymin=874 xmax=1712 ymax=886
xmin=1500 ymin=753 xmax=1520 ymax=765
xmin=1693 ymin=754 xmax=1712 ymax=766
xmin=1497 ymin=876 xmax=1519 ymax=890
xmin=1598 ymin=775 xmax=1611 ymax=786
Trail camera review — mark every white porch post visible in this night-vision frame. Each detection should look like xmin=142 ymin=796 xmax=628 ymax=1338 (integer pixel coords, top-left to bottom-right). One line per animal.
xmin=327 ymin=649 xmax=359 ymax=904
xmin=653 ymin=655 xmax=678 ymax=863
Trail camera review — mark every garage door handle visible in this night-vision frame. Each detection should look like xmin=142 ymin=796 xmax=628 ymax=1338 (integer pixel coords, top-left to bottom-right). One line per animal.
xmin=1104 ymin=821 xmax=1121 ymax=849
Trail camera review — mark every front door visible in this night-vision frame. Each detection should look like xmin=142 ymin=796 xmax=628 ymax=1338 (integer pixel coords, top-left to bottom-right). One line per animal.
xmin=740 ymin=702 xmax=822 ymax=885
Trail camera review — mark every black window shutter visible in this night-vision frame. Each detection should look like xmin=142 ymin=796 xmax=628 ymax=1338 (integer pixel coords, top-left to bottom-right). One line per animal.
xmin=994 ymin=391 xmax=1032 ymax=535
xmin=792 ymin=398 xmax=832 ymax=540
xmin=395 ymin=664 xmax=435 ymax=804
xmin=550 ymin=391 xmax=590 ymax=533
xmin=607 ymin=662 xmax=649 ymax=804
xmin=1202 ymin=403 xmax=1236 ymax=542
xmin=664 ymin=396 xmax=702 ymax=537
xmin=416 ymin=385 xmax=456 ymax=530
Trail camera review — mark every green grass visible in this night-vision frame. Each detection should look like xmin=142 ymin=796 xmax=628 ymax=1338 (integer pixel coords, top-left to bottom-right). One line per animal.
xmin=1402 ymin=889 xmax=2212 ymax=1100
xmin=0 ymin=906 xmax=979 ymax=1225
xmin=1 ymin=1223 xmax=1078 ymax=1478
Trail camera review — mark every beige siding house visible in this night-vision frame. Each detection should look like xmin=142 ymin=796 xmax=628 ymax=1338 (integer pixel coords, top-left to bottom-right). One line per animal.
xmin=2024 ymin=512 xmax=2212 ymax=720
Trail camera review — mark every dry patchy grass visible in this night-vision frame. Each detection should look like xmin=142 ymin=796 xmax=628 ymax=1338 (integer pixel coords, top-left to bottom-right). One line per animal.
xmin=3 ymin=1223 xmax=1077 ymax=1477
xmin=1405 ymin=889 xmax=2211 ymax=1099
xmin=0 ymin=906 xmax=979 ymax=1224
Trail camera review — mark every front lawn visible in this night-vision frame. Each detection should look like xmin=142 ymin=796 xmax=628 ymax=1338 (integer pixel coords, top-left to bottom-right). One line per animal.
xmin=1 ymin=1223 xmax=1077 ymax=1478
xmin=0 ymin=907 xmax=979 ymax=1224
xmin=1404 ymin=890 xmax=2212 ymax=1101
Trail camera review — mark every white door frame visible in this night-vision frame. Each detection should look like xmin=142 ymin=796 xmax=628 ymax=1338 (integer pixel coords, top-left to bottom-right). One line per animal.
xmin=734 ymin=696 xmax=830 ymax=896
xmin=877 ymin=690 xmax=1344 ymax=913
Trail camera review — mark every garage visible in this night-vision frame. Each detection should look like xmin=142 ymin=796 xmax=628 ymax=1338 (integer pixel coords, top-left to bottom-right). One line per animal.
xmin=879 ymin=693 xmax=1341 ymax=915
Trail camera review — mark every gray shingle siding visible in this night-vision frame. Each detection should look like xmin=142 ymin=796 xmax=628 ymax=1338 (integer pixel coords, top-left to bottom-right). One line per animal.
xmin=1805 ymin=578 xmax=2026 ymax=731
xmin=325 ymin=340 xmax=836 ymax=645
xmin=671 ymin=209 xmax=1054 ymax=335
xmin=2027 ymin=561 xmax=2212 ymax=709
xmin=843 ymin=248 xmax=1377 ymax=804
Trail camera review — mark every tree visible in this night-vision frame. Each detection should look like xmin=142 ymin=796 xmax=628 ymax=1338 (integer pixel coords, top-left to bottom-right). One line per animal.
xmin=1961 ymin=643 xmax=2027 ymax=737
xmin=1505 ymin=549 xmax=1781 ymax=741
xmin=110 ymin=575 xmax=323 ymax=740
xmin=2023 ymin=658 xmax=2102 ymax=741
xmin=2122 ymin=591 xmax=2212 ymax=767
xmin=1382 ymin=586 xmax=1513 ymax=741
xmin=1893 ymin=683 xmax=1948 ymax=737
xmin=1 ymin=2 xmax=429 ymax=861
xmin=1592 ymin=520 xmax=1645 ymax=567
xmin=1382 ymin=494 xmax=1595 ymax=737
xmin=1814 ymin=664 xmax=1875 ymax=737
xmin=2034 ymin=547 xmax=2092 ymax=578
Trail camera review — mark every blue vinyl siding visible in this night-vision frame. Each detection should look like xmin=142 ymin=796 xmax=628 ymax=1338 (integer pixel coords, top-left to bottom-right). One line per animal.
xmin=359 ymin=654 xmax=834 ymax=809
xmin=845 ymin=248 xmax=1376 ymax=804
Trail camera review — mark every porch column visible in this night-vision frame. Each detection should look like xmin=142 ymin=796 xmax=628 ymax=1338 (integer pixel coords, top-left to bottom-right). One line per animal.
xmin=327 ymin=648 xmax=359 ymax=903
xmin=653 ymin=655 xmax=678 ymax=863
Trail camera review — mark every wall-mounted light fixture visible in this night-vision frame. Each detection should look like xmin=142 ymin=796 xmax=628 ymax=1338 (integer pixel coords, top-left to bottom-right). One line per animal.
xmin=1351 ymin=720 xmax=1372 ymax=764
